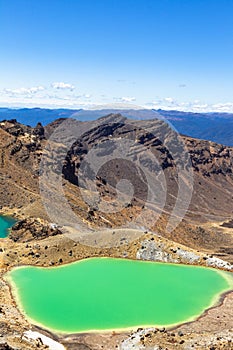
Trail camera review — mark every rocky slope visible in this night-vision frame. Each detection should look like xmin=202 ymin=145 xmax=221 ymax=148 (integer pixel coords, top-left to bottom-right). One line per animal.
xmin=0 ymin=115 xmax=232 ymax=222
xmin=0 ymin=115 xmax=233 ymax=260
xmin=0 ymin=114 xmax=233 ymax=349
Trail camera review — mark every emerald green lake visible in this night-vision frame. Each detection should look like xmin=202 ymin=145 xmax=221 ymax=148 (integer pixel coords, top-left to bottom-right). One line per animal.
xmin=0 ymin=215 xmax=16 ymax=238
xmin=7 ymin=258 xmax=233 ymax=334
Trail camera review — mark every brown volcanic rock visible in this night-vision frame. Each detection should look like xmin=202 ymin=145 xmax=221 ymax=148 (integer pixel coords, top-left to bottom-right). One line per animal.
xmin=0 ymin=119 xmax=44 ymax=165
xmin=0 ymin=344 xmax=14 ymax=350
xmin=44 ymin=117 xmax=67 ymax=138
xmin=9 ymin=218 xmax=62 ymax=242
xmin=185 ymin=137 xmax=233 ymax=176
xmin=1 ymin=116 xmax=233 ymax=350
xmin=59 ymin=116 xmax=233 ymax=221
xmin=0 ymin=115 xmax=233 ymax=257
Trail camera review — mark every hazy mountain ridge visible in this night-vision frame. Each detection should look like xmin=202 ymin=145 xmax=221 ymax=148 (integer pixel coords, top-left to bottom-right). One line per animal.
xmin=1 ymin=107 xmax=233 ymax=146
xmin=156 ymin=109 xmax=233 ymax=146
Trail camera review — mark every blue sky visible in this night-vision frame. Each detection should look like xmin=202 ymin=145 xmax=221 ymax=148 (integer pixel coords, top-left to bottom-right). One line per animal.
xmin=1 ymin=0 xmax=233 ymax=111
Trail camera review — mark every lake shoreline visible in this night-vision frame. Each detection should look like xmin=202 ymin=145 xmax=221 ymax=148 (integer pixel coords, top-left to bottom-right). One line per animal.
xmin=4 ymin=257 xmax=233 ymax=336
xmin=0 ymin=214 xmax=17 ymax=238
xmin=4 ymin=254 xmax=233 ymax=273
xmin=7 ymin=282 xmax=233 ymax=338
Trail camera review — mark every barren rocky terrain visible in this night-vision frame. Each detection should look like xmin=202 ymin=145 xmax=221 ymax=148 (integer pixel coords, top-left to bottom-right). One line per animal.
xmin=0 ymin=115 xmax=233 ymax=349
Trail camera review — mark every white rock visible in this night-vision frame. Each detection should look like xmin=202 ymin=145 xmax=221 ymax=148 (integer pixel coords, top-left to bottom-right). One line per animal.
xmin=23 ymin=330 xmax=66 ymax=350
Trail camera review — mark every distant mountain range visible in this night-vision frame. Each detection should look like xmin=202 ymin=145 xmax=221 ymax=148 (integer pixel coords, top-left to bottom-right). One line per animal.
xmin=0 ymin=107 xmax=81 ymax=127
xmin=0 ymin=107 xmax=233 ymax=146
xmin=156 ymin=109 xmax=233 ymax=147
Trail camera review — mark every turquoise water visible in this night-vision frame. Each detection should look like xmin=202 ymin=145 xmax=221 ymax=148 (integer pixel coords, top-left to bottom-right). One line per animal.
xmin=0 ymin=215 xmax=16 ymax=238
xmin=7 ymin=258 xmax=233 ymax=334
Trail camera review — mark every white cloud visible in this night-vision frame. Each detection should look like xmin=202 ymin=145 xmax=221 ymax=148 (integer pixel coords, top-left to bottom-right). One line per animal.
xmin=51 ymin=82 xmax=75 ymax=90
xmin=0 ymin=83 xmax=97 ymax=108
xmin=2 ymin=84 xmax=233 ymax=113
xmin=0 ymin=95 xmax=95 ymax=109
xmin=191 ymin=104 xmax=209 ymax=111
xmin=29 ymin=86 xmax=44 ymax=93
xmin=146 ymin=97 xmax=233 ymax=113
xmin=4 ymin=86 xmax=44 ymax=96
xmin=211 ymin=102 xmax=233 ymax=112
xmin=119 ymin=96 xmax=136 ymax=103
xmin=164 ymin=97 xmax=174 ymax=103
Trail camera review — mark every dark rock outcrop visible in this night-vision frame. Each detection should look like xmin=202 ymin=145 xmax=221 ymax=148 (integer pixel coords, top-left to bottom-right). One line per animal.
xmin=9 ymin=218 xmax=62 ymax=242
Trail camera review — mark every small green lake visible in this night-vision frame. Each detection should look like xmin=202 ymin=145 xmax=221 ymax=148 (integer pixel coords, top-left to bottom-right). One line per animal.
xmin=0 ymin=215 xmax=16 ymax=238
xmin=7 ymin=258 xmax=233 ymax=334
